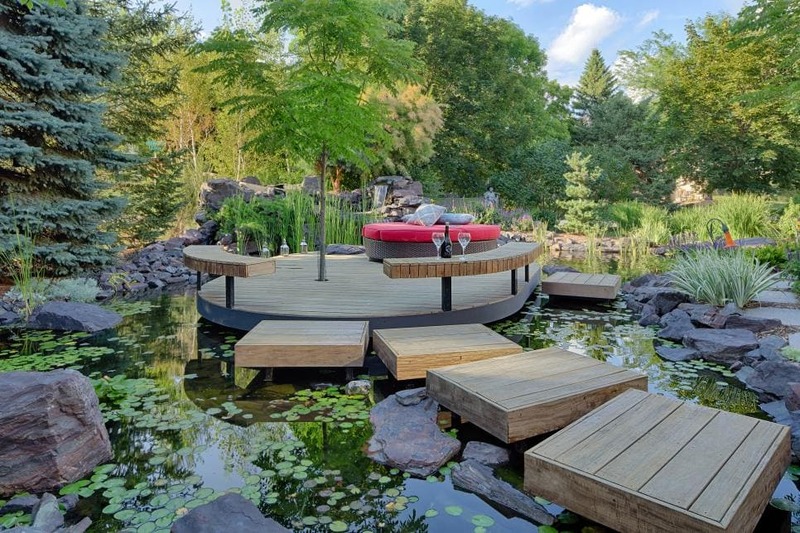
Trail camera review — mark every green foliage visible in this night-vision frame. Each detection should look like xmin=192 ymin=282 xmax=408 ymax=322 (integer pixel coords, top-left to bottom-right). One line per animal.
xmin=667 ymin=194 xmax=775 ymax=240
xmin=623 ymin=14 xmax=800 ymax=193
xmin=572 ymin=48 xmax=619 ymax=120
xmin=0 ymin=1 xmax=128 ymax=275
xmin=670 ymin=248 xmax=779 ymax=307
xmin=111 ymin=146 xmax=187 ymax=246
xmin=557 ymin=152 xmax=605 ymax=234
xmin=605 ymin=201 xmax=645 ymax=233
xmin=0 ymin=227 xmax=41 ymax=318
xmin=775 ymin=201 xmax=800 ymax=240
xmin=747 ymin=245 xmax=788 ymax=269
xmin=781 ymin=346 xmax=800 ymax=363
xmin=404 ymin=0 xmax=568 ymax=195
xmin=630 ymin=205 xmax=671 ymax=246
xmin=491 ymin=139 xmax=570 ymax=216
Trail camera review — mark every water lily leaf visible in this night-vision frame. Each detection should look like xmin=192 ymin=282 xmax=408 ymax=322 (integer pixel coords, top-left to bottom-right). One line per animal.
xmin=424 ymin=509 xmax=438 ymax=518
xmin=137 ymin=522 xmax=156 ymax=533
xmin=329 ymin=521 xmax=348 ymax=532
xmin=445 ymin=506 xmax=463 ymax=516
xmin=150 ymin=494 xmax=170 ymax=507
xmin=537 ymin=527 xmax=559 ymax=533
xmin=770 ymin=498 xmax=800 ymax=512
xmin=384 ymin=488 xmax=400 ymax=497
xmin=471 ymin=515 xmax=494 ymax=527
xmin=102 ymin=503 xmax=123 ymax=515
xmin=114 ymin=509 xmax=136 ymax=521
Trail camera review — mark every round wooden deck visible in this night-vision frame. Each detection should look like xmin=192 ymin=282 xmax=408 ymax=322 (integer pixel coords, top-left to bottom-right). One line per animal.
xmin=196 ymin=253 xmax=541 ymax=332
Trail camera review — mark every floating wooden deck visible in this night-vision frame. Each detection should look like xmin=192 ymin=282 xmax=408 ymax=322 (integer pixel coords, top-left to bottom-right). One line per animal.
xmin=541 ymin=272 xmax=621 ymax=300
xmin=195 ymin=253 xmax=541 ymax=332
xmin=524 ymin=389 xmax=791 ymax=533
xmin=234 ymin=320 xmax=368 ymax=368
xmin=426 ymin=347 xmax=647 ymax=443
xmin=372 ymin=324 xmax=523 ymax=380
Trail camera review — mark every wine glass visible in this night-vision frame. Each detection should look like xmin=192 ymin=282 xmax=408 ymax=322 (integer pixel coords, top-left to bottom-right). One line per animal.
xmin=458 ymin=231 xmax=471 ymax=261
xmin=432 ymin=232 xmax=445 ymax=259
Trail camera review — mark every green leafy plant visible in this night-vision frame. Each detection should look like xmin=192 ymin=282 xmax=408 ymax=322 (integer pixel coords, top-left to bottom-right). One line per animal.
xmin=0 ymin=228 xmax=42 ymax=317
xmin=780 ymin=346 xmax=800 ymax=363
xmin=746 ymin=245 xmax=787 ymax=269
xmin=557 ymin=152 xmax=606 ymax=235
xmin=670 ymin=248 xmax=780 ymax=307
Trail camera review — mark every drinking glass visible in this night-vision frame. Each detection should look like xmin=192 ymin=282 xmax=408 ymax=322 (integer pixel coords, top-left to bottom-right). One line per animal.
xmin=458 ymin=231 xmax=471 ymax=261
xmin=432 ymin=232 xmax=445 ymax=259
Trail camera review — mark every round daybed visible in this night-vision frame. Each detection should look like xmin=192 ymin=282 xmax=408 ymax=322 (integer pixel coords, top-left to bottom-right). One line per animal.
xmin=362 ymin=222 xmax=501 ymax=261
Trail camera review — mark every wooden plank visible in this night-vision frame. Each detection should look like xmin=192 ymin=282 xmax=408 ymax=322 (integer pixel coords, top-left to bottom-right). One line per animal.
xmin=235 ymin=320 xmax=368 ymax=368
xmin=184 ymin=245 xmax=276 ymax=277
xmin=542 ymin=272 xmax=621 ymax=299
xmin=373 ymin=324 xmax=522 ymax=380
xmin=427 ymin=348 xmax=647 ymax=442
xmin=383 ymin=242 xmax=541 ymax=279
xmin=524 ymin=389 xmax=791 ymax=533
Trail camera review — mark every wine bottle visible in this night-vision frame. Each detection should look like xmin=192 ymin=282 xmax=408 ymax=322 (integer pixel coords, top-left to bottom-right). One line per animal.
xmin=441 ymin=223 xmax=452 ymax=258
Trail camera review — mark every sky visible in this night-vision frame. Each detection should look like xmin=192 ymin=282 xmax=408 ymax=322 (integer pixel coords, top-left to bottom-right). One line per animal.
xmin=168 ymin=0 xmax=748 ymax=86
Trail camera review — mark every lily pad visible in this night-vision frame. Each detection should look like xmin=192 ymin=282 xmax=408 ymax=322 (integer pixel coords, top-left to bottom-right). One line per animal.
xmin=444 ymin=506 xmax=463 ymax=516
xmin=329 ymin=521 xmax=348 ymax=532
xmin=471 ymin=515 xmax=495 ymax=527
xmin=424 ymin=509 xmax=438 ymax=518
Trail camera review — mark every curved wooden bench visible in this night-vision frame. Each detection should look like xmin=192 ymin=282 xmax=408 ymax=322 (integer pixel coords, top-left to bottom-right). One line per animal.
xmin=183 ymin=245 xmax=276 ymax=308
xmin=383 ymin=242 xmax=542 ymax=311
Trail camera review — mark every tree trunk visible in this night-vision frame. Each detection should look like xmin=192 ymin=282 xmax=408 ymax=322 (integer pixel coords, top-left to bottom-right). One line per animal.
xmin=317 ymin=148 xmax=328 ymax=282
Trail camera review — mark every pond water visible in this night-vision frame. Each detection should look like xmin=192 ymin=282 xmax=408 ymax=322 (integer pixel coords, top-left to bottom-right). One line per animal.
xmin=1 ymin=285 xmax=799 ymax=532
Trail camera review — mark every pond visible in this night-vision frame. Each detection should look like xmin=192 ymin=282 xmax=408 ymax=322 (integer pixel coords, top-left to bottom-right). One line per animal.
xmin=0 ymin=285 xmax=798 ymax=532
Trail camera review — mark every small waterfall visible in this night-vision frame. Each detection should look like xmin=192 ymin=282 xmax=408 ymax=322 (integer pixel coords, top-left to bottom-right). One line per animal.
xmin=372 ymin=184 xmax=388 ymax=209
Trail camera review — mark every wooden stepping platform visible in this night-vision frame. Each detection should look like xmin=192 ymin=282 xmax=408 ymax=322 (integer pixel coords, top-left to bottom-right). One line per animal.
xmin=372 ymin=324 xmax=523 ymax=380
xmin=426 ymin=347 xmax=647 ymax=443
xmin=235 ymin=320 xmax=368 ymax=369
xmin=541 ymin=272 xmax=621 ymax=300
xmin=524 ymin=389 xmax=790 ymax=533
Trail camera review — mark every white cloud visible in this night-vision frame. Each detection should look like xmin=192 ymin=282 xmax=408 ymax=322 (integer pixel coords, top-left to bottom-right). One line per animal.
xmin=547 ymin=4 xmax=622 ymax=66
xmin=636 ymin=9 xmax=660 ymax=30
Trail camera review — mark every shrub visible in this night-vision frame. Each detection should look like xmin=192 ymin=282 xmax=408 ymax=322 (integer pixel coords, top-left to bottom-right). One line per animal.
xmin=776 ymin=201 xmax=800 ymax=241
xmin=747 ymin=245 xmax=788 ymax=269
xmin=557 ymin=152 xmax=605 ymax=234
xmin=670 ymin=248 xmax=779 ymax=307
xmin=712 ymin=193 xmax=774 ymax=239
xmin=605 ymin=201 xmax=644 ymax=233
xmin=631 ymin=205 xmax=671 ymax=245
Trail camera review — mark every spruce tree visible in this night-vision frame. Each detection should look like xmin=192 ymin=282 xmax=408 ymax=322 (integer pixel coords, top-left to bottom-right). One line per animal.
xmin=573 ymin=49 xmax=619 ymax=121
xmin=0 ymin=0 xmax=127 ymax=275
xmin=557 ymin=151 xmax=605 ymax=234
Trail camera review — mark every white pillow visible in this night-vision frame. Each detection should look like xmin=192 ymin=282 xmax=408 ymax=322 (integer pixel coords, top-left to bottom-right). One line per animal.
xmin=437 ymin=213 xmax=475 ymax=225
xmin=405 ymin=204 xmax=446 ymax=226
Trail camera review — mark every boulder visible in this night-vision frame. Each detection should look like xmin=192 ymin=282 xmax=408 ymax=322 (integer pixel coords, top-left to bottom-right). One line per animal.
xmin=724 ymin=314 xmax=782 ymax=333
xmin=199 ymin=179 xmax=253 ymax=213
xmin=741 ymin=359 xmax=800 ymax=399
xmin=462 ymin=441 xmax=509 ymax=467
xmin=621 ymin=273 xmax=658 ymax=291
xmin=27 ymin=302 xmax=122 ymax=333
xmin=171 ymin=493 xmax=288 ymax=533
xmin=638 ymin=304 xmax=661 ymax=326
xmin=31 ymin=494 xmax=63 ymax=532
xmin=678 ymin=303 xmax=727 ymax=328
xmin=0 ymin=310 xmax=20 ymax=326
xmin=0 ymin=494 xmax=40 ymax=515
xmin=451 ymin=459 xmax=554 ymax=526
xmin=648 ymin=290 xmax=690 ymax=316
xmin=682 ymin=328 xmax=759 ymax=363
xmin=344 ymin=380 xmax=371 ymax=396
xmin=367 ymin=393 xmax=460 ymax=477
xmin=542 ymin=264 xmax=579 ymax=276
xmin=0 ymin=370 xmax=112 ymax=497
xmin=786 ymin=383 xmax=800 ymax=412
xmin=657 ymin=310 xmax=695 ymax=342
xmin=655 ymin=345 xmax=699 ymax=362
xmin=395 ymin=387 xmax=427 ymax=407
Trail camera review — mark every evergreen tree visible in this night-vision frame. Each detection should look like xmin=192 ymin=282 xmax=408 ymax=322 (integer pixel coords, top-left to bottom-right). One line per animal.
xmin=0 ymin=0 xmax=127 ymax=275
xmin=573 ymin=49 xmax=619 ymax=121
xmin=557 ymin=152 xmax=605 ymax=234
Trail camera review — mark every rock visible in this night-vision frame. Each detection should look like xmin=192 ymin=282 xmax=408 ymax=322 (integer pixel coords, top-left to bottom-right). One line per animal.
xmin=462 ymin=441 xmax=510 ymax=467
xmin=623 ymin=273 xmax=658 ymax=290
xmin=451 ymin=460 xmax=554 ymax=526
xmin=657 ymin=310 xmax=695 ymax=342
xmin=655 ymin=345 xmax=699 ymax=362
xmin=648 ymin=290 xmax=690 ymax=316
xmin=199 ymin=179 xmax=253 ymax=213
xmin=0 ymin=310 xmax=20 ymax=326
xmin=395 ymin=387 xmax=427 ymax=406
xmin=367 ymin=393 xmax=460 ymax=477
xmin=61 ymin=517 xmax=92 ymax=533
xmin=682 ymin=328 xmax=759 ymax=363
xmin=301 ymin=175 xmax=320 ymax=194
xmin=759 ymin=336 xmax=789 ymax=361
xmin=0 ymin=494 xmax=40 ymax=515
xmin=241 ymin=175 xmax=261 ymax=185
xmin=344 ymin=380 xmax=371 ymax=396
xmin=637 ymin=304 xmax=660 ymax=326
xmin=542 ymin=264 xmax=579 ymax=276
xmin=311 ymin=382 xmax=335 ymax=391
xmin=326 ymin=244 xmax=365 ymax=255
xmin=170 ymin=493 xmax=289 ymax=533
xmin=742 ymin=359 xmax=800 ymax=399
xmin=0 ymin=370 xmax=112 ymax=497
xmin=679 ymin=303 xmax=727 ymax=328
xmin=724 ymin=314 xmax=782 ymax=333
xmin=57 ymin=494 xmax=79 ymax=513
xmin=32 ymin=494 xmax=63 ymax=531
xmin=786 ymin=383 xmax=800 ymax=412
xmin=27 ymin=302 xmax=122 ymax=333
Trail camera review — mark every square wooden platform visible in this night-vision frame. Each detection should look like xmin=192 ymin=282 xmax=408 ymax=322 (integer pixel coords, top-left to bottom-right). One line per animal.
xmin=373 ymin=324 xmax=523 ymax=380
xmin=541 ymin=272 xmax=621 ymax=299
xmin=524 ymin=389 xmax=791 ymax=533
xmin=426 ymin=347 xmax=647 ymax=443
xmin=234 ymin=320 xmax=368 ymax=368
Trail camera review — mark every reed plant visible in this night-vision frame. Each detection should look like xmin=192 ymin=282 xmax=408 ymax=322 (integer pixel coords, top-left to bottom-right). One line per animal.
xmin=632 ymin=205 xmax=671 ymax=246
xmin=668 ymin=194 xmax=775 ymax=241
xmin=0 ymin=228 xmax=42 ymax=317
xmin=670 ymin=247 xmax=779 ymax=307
xmin=605 ymin=201 xmax=644 ymax=233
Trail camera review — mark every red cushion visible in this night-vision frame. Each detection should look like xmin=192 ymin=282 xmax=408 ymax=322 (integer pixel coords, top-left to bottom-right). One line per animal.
xmin=362 ymin=223 xmax=500 ymax=243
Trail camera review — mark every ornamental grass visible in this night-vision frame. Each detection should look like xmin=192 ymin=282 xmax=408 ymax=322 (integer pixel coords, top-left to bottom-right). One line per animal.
xmin=669 ymin=247 xmax=779 ymax=308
